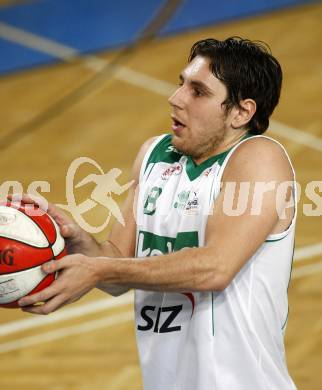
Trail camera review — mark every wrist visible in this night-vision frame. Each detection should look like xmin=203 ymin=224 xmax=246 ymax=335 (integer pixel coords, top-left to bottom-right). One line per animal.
xmin=95 ymin=256 xmax=129 ymax=287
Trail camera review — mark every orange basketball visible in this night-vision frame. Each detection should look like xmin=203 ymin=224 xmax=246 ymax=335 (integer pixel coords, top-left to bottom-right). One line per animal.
xmin=0 ymin=203 xmax=66 ymax=308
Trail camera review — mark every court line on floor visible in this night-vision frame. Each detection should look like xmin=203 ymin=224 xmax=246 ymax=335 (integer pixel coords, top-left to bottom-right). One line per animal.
xmin=108 ymin=366 xmax=139 ymax=390
xmin=0 ymin=291 xmax=133 ymax=337
xmin=109 ymin=65 xmax=322 ymax=151
xmin=1 ymin=244 xmax=322 ymax=340
xmin=294 ymin=242 xmax=322 ymax=261
xmin=1 ymin=21 xmax=322 ymax=152
xmin=0 ymin=310 xmax=133 ymax=354
xmin=292 ymin=260 xmax=322 ymax=279
xmin=3 ymin=24 xmax=320 ymax=262
xmin=1 ymin=26 xmax=321 ymax=256
xmin=0 ymin=260 xmax=321 ymax=353
xmin=0 ymin=22 xmax=78 ymax=60
xmin=0 ymin=22 xmax=322 ymax=347
xmin=106 ymin=63 xmax=322 ymax=152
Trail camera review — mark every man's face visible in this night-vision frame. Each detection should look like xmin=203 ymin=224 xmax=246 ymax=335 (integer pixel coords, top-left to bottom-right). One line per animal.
xmin=168 ymin=55 xmax=234 ymax=162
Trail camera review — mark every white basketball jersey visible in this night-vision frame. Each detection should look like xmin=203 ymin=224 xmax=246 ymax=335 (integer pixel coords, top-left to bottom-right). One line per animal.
xmin=134 ymin=134 xmax=297 ymax=390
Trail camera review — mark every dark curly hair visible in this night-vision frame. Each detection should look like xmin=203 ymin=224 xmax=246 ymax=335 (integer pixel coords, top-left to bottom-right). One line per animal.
xmin=189 ymin=37 xmax=282 ymax=134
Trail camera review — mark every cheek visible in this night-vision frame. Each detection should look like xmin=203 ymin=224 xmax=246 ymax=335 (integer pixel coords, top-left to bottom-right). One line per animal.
xmin=192 ymin=111 xmax=219 ymax=132
xmin=187 ymin=102 xmax=226 ymax=135
xmin=205 ymin=107 xmax=227 ymax=127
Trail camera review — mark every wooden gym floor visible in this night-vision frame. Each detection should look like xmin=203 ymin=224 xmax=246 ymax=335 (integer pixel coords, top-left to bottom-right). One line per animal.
xmin=0 ymin=2 xmax=322 ymax=389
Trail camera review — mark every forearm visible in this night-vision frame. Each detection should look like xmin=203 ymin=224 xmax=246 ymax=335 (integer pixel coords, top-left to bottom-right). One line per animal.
xmin=96 ymin=240 xmax=131 ymax=296
xmin=95 ymin=247 xmax=226 ymax=293
xmin=66 ymin=232 xmax=132 ymax=296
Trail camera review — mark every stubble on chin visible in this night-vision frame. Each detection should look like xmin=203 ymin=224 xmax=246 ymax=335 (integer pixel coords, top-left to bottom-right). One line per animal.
xmin=171 ymin=129 xmax=226 ymax=160
xmin=171 ymin=134 xmax=187 ymax=154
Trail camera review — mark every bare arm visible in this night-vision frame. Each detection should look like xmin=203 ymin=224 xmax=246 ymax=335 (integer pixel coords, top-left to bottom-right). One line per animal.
xmin=96 ymin=136 xmax=158 ymax=295
xmin=19 ymin=138 xmax=294 ymax=313
xmin=93 ymin=137 xmax=295 ymax=292
xmin=14 ymin=137 xmax=156 ymax=299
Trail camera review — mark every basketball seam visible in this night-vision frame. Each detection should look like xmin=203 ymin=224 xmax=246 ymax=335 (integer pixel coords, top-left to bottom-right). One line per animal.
xmin=16 ymin=207 xmax=50 ymax=247
xmin=0 ymin=257 xmax=55 ymax=274
xmin=54 ymin=247 xmax=66 ymax=258
xmin=26 ymin=210 xmax=57 ymax=245
xmin=0 ymin=235 xmax=50 ymax=249
xmin=0 ymin=271 xmax=55 ymax=307
xmin=47 ymin=213 xmax=58 ymax=243
xmin=0 ymin=278 xmax=14 ymax=285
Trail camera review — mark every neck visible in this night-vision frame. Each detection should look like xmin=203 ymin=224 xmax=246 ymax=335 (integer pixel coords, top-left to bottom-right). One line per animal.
xmin=192 ymin=129 xmax=249 ymax=165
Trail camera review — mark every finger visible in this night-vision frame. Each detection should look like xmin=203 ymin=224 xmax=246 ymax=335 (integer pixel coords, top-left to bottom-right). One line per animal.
xmin=18 ymin=281 xmax=60 ymax=307
xmin=8 ymin=193 xmax=48 ymax=209
xmin=8 ymin=193 xmax=76 ymax=237
xmin=44 ymin=204 xmax=77 ymax=238
xmin=8 ymin=194 xmax=73 ymax=226
xmin=6 ymin=193 xmax=49 ymax=217
xmin=21 ymin=294 xmax=66 ymax=315
xmin=19 ymin=255 xmax=74 ymax=306
xmin=59 ymin=222 xmax=80 ymax=239
xmin=47 ymin=203 xmax=74 ymax=225
xmin=41 ymin=258 xmax=68 ymax=274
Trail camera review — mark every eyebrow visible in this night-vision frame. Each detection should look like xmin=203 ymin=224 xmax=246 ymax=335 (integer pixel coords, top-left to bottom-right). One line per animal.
xmin=179 ymin=74 xmax=213 ymax=95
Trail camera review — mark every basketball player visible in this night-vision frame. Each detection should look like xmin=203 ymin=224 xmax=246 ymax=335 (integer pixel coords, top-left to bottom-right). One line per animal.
xmin=18 ymin=38 xmax=297 ymax=390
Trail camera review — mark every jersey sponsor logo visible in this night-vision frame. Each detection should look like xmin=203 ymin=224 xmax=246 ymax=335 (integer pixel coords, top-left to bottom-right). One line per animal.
xmin=173 ymin=190 xmax=199 ymax=214
xmin=136 ymin=231 xmax=198 ymax=331
xmin=143 ymin=186 xmax=162 ymax=215
xmin=161 ymin=163 xmax=183 ymax=181
xmin=203 ymin=167 xmax=212 ymax=177
xmin=165 ymin=145 xmax=180 ymax=154
xmin=182 ymin=292 xmax=195 ymax=318
xmin=137 ymin=304 xmax=183 ymax=333
xmin=174 ymin=190 xmax=190 ymax=209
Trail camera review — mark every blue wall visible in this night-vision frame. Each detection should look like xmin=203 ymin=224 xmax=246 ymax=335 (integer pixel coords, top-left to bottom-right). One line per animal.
xmin=0 ymin=0 xmax=319 ymax=75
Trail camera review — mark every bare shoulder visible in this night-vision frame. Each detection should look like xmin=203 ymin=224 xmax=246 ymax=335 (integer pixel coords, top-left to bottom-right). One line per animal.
xmin=136 ymin=136 xmax=160 ymax=166
xmin=232 ymin=135 xmax=290 ymax=162
xmin=131 ymin=136 xmax=160 ymax=182
xmin=223 ymin=136 xmax=293 ymax=182
xmin=139 ymin=136 xmax=160 ymax=156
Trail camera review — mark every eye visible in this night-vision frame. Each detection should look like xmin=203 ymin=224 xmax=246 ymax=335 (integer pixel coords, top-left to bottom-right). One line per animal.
xmin=193 ymin=88 xmax=203 ymax=97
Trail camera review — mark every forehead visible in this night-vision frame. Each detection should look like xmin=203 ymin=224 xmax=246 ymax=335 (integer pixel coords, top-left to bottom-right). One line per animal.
xmin=182 ymin=55 xmax=223 ymax=89
xmin=183 ymin=56 xmax=213 ymax=79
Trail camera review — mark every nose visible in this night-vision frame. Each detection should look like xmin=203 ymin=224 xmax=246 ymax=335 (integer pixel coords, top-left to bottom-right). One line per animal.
xmin=168 ymin=86 xmax=185 ymax=109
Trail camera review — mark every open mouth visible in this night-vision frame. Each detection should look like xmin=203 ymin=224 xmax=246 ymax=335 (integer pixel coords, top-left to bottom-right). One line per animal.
xmin=171 ymin=116 xmax=186 ymax=133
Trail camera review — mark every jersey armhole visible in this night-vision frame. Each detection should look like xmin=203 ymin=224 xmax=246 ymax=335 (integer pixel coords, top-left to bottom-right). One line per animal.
xmin=214 ymin=135 xmax=297 ymax=242
xmin=139 ymin=134 xmax=169 ymax=183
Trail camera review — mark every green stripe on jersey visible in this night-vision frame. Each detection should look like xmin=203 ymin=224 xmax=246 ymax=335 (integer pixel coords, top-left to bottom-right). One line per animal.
xmin=185 ymin=132 xmax=254 ymax=181
xmin=144 ymin=132 xmax=255 ymax=180
xmin=136 ymin=230 xmax=199 ymax=257
xmin=144 ymin=134 xmax=182 ymax=172
xmin=186 ymin=150 xmax=230 ymax=181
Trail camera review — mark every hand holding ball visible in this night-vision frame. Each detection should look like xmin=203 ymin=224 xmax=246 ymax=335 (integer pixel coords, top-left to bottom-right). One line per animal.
xmin=0 ymin=203 xmax=66 ymax=308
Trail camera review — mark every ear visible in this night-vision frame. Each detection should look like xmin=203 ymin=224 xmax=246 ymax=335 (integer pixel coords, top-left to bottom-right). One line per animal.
xmin=231 ymin=99 xmax=257 ymax=129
